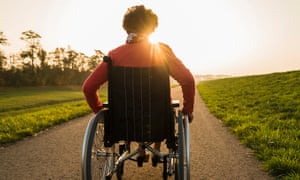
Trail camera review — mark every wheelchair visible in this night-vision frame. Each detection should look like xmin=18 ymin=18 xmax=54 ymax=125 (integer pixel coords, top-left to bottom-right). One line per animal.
xmin=81 ymin=56 xmax=190 ymax=180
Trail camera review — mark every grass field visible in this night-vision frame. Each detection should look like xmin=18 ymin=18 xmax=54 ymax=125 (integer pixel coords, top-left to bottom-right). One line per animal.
xmin=1 ymin=72 xmax=299 ymax=179
xmin=0 ymin=86 xmax=107 ymax=144
xmin=197 ymin=70 xmax=300 ymax=179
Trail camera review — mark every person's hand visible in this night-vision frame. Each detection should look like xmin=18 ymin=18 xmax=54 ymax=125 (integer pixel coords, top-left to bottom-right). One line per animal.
xmin=182 ymin=110 xmax=193 ymax=123
xmin=187 ymin=113 xmax=193 ymax=123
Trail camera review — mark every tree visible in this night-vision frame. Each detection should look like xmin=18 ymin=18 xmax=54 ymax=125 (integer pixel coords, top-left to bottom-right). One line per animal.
xmin=0 ymin=32 xmax=8 ymax=45
xmin=37 ymin=48 xmax=47 ymax=69
xmin=0 ymin=32 xmax=8 ymax=72
xmin=52 ymin=47 xmax=65 ymax=69
xmin=88 ymin=50 xmax=104 ymax=71
xmin=76 ymin=52 xmax=89 ymax=72
xmin=20 ymin=30 xmax=42 ymax=72
xmin=65 ymin=49 xmax=78 ymax=70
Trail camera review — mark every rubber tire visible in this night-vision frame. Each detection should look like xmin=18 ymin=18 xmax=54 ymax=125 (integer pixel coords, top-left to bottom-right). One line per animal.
xmin=177 ymin=112 xmax=190 ymax=180
xmin=178 ymin=112 xmax=185 ymax=180
xmin=82 ymin=111 xmax=113 ymax=180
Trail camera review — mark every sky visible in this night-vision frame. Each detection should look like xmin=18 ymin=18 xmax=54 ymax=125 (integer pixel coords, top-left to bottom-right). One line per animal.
xmin=0 ymin=0 xmax=299 ymax=75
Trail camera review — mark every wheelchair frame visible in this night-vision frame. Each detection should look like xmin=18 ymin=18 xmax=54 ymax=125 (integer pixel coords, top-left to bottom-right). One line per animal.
xmin=81 ymin=101 xmax=190 ymax=180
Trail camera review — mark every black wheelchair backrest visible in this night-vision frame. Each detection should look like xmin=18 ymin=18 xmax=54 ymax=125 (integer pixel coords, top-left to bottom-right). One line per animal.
xmin=103 ymin=56 xmax=174 ymax=145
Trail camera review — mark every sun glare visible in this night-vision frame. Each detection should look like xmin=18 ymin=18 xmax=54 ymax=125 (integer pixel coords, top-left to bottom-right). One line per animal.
xmin=149 ymin=33 xmax=159 ymax=44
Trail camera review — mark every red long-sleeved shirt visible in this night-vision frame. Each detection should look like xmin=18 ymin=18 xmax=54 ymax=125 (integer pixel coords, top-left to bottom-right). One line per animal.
xmin=83 ymin=41 xmax=195 ymax=114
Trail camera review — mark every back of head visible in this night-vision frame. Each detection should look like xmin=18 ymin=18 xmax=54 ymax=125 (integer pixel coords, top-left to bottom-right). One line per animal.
xmin=122 ymin=5 xmax=158 ymax=35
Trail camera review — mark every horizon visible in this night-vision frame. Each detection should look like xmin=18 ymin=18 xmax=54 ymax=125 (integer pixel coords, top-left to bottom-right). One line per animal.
xmin=1 ymin=0 xmax=300 ymax=76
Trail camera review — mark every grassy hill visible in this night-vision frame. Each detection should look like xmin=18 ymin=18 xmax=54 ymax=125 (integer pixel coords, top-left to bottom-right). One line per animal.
xmin=197 ymin=70 xmax=300 ymax=179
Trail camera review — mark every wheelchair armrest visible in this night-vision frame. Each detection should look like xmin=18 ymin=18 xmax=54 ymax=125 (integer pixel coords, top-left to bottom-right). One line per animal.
xmin=172 ymin=100 xmax=180 ymax=108
xmin=103 ymin=100 xmax=179 ymax=108
xmin=103 ymin=102 xmax=109 ymax=108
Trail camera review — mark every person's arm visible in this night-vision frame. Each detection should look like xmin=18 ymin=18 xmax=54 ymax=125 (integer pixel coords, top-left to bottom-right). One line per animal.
xmin=82 ymin=62 xmax=108 ymax=113
xmin=161 ymin=44 xmax=195 ymax=115
xmin=169 ymin=58 xmax=195 ymax=114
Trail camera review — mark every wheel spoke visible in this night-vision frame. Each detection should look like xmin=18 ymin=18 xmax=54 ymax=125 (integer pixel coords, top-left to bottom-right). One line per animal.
xmin=82 ymin=111 xmax=115 ymax=180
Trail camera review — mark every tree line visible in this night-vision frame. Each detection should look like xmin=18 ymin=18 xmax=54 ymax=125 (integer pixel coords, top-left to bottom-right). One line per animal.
xmin=0 ymin=30 xmax=103 ymax=86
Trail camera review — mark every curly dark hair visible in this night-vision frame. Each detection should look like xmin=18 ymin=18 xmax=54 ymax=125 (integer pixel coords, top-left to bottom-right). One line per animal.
xmin=122 ymin=5 xmax=158 ymax=35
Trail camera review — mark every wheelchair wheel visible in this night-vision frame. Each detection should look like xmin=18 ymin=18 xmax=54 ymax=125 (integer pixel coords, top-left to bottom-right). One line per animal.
xmin=176 ymin=112 xmax=190 ymax=180
xmin=116 ymin=144 xmax=126 ymax=179
xmin=82 ymin=111 xmax=115 ymax=180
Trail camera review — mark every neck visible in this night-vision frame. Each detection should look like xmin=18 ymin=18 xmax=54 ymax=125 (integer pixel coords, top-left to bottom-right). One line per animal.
xmin=126 ymin=33 xmax=148 ymax=43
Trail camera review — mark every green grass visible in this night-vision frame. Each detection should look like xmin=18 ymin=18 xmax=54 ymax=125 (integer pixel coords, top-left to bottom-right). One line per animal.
xmin=197 ymin=70 xmax=300 ymax=179
xmin=0 ymin=86 xmax=84 ymax=112
xmin=0 ymin=86 xmax=107 ymax=144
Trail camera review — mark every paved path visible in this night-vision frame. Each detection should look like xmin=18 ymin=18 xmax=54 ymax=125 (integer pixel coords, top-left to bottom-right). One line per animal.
xmin=0 ymin=87 xmax=273 ymax=180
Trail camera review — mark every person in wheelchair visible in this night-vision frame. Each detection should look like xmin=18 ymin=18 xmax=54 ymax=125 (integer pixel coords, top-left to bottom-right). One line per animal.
xmin=83 ymin=4 xmax=195 ymax=167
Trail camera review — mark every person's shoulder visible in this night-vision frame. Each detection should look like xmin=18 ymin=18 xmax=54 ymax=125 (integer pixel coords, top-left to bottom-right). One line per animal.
xmin=110 ymin=43 xmax=127 ymax=52
xmin=108 ymin=43 xmax=127 ymax=56
xmin=157 ymin=42 xmax=171 ymax=49
xmin=157 ymin=42 xmax=174 ymax=55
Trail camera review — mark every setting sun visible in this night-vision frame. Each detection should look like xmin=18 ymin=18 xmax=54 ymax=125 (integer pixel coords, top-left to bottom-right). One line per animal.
xmin=0 ymin=1 xmax=299 ymax=179
xmin=148 ymin=33 xmax=160 ymax=44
